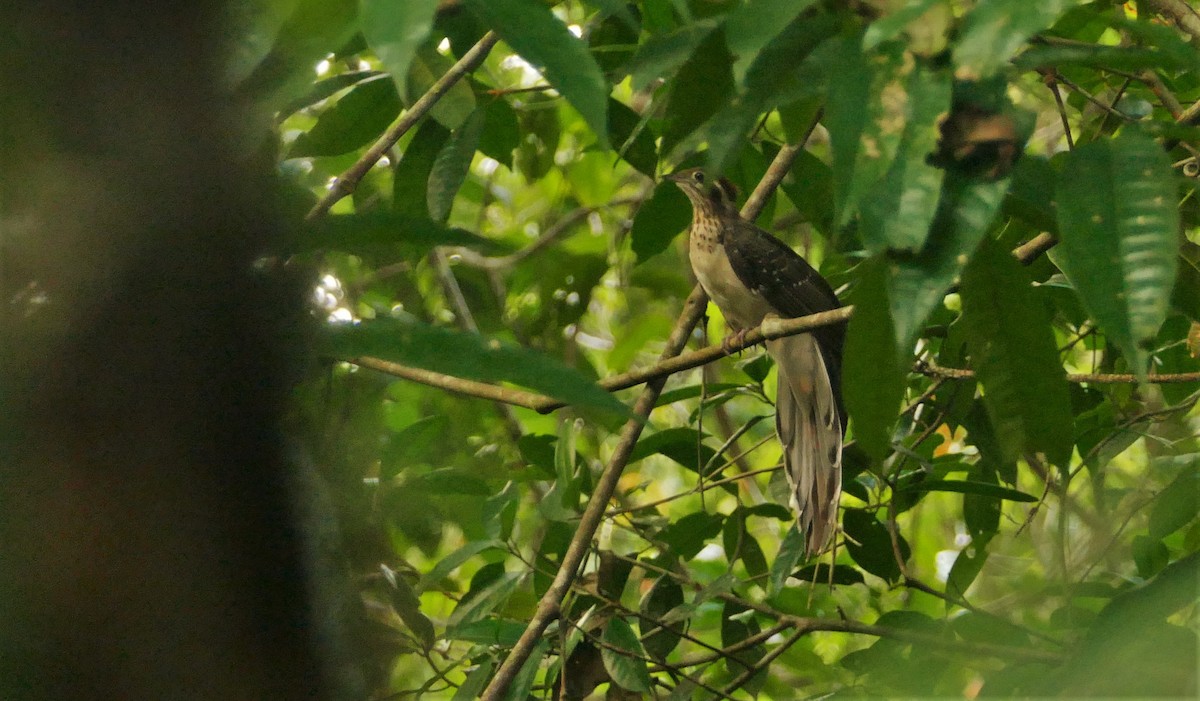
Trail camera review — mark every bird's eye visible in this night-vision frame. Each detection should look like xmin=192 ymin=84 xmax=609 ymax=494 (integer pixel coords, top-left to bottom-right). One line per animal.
xmin=692 ymin=171 xmax=705 ymax=183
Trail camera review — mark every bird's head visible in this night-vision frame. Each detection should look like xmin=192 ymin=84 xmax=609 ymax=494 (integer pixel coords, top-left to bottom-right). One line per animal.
xmin=665 ymin=167 xmax=738 ymax=215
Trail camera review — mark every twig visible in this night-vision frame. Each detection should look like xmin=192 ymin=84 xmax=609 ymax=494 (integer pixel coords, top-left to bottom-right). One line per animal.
xmin=917 ymin=360 xmax=1200 ymax=385
xmin=304 ymin=32 xmax=500 ymax=221
xmin=720 ymin=627 xmax=804 ymax=697
xmin=1044 ymin=72 xmax=1075 ymax=150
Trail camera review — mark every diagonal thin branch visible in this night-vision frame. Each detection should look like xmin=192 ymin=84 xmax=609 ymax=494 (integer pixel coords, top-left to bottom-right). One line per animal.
xmin=304 ymin=32 xmax=500 ymax=222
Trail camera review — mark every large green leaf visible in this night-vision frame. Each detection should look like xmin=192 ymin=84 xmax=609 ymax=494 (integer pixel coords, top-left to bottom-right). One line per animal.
xmin=393 ymin=118 xmax=450 ymax=218
xmin=427 ymin=107 xmax=486 ymax=223
xmin=601 ymin=617 xmax=653 ymax=692
xmin=463 ymin=0 xmax=610 ymax=148
xmin=698 ymin=10 xmax=838 ymax=174
xmin=960 ymin=238 xmax=1073 ymax=466
xmin=359 ymin=0 xmax=440 ymax=101
xmin=953 ymin=0 xmax=1080 ymax=80
xmin=287 ymin=75 xmax=401 ymax=157
xmin=859 ymin=60 xmax=951 ymax=252
xmin=661 ymin=27 xmax=734 ymax=157
xmin=640 ymin=576 xmax=685 ymax=659
xmin=324 ymin=316 xmax=629 ymax=416
xmin=888 ymin=174 xmax=1011 ymax=352
xmin=297 ymin=211 xmax=498 ymax=257
xmin=626 ymin=20 xmax=720 ymax=92
xmin=844 ymin=258 xmax=906 ymax=460
xmin=406 ymin=46 xmax=477 ymax=129
xmin=630 ymin=182 xmax=691 ymax=263
xmin=1054 ymin=130 xmax=1180 ymax=379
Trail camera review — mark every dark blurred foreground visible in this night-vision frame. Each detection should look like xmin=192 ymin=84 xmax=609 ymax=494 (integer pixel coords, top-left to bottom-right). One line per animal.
xmin=0 ymin=3 xmax=352 ymax=699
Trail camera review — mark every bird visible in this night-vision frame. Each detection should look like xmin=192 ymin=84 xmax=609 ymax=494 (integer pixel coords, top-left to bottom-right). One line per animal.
xmin=666 ymin=167 xmax=846 ymax=557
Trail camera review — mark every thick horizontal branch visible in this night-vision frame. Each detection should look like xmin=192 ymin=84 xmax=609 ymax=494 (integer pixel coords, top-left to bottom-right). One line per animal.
xmin=344 ymin=306 xmax=854 ymax=411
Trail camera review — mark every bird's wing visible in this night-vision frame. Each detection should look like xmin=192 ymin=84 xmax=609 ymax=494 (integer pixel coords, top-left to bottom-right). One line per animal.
xmin=722 ymin=219 xmax=846 ymax=426
xmin=768 ymin=330 xmax=843 ymax=556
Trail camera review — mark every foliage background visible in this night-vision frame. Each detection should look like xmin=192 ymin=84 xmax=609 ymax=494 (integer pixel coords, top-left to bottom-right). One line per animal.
xmin=237 ymin=0 xmax=1200 ymax=698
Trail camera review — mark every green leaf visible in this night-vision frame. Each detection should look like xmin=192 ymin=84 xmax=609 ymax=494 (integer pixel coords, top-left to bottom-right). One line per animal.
xmin=514 ymin=93 xmax=561 ymax=182
xmin=792 ymin=562 xmax=866 ymax=586
xmin=627 ymin=20 xmax=720 ymax=92
xmin=446 ymin=569 xmax=522 ymax=630
xmin=859 ymin=60 xmax=951 ymax=252
xmin=640 ymin=577 xmax=685 ymax=660
xmin=382 ymin=415 xmax=449 ymax=479
xmin=724 ymin=0 xmax=819 ymax=81
xmin=428 ymin=107 xmax=486 ymax=223
xmin=479 ymin=96 xmax=520 ymax=169
xmin=633 ymin=183 xmax=691 ymax=262
xmin=721 ymin=600 xmax=766 ymax=691
xmin=660 ymin=27 xmax=734 ymax=157
xmin=609 ymin=98 xmax=658 ymax=177
xmin=554 ymin=418 xmax=581 ymax=511
xmin=277 ymin=69 xmax=384 ymax=119
xmin=1014 ymin=44 xmax=1195 ymax=72
xmin=897 ymin=478 xmax=1037 ymax=502
xmin=505 ymin=640 xmax=548 ymax=701
xmin=844 ymin=257 xmax=905 ymax=459
xmin=406 ymin=45 xmax=476 ymax=129
xmin=962 ymin=461 xmax=1001 ymax=543
xmin=601 ymin=618 xmax=653 ymax=692
xmin=393 ymin=118 xmax=451 ymax=219
xmin=416 ymin=539 xmax=503 ymax=593
xmin=444 ymin=618 xmax=527 ymax=646
xmin=383 ymin=566 xmax=436 ymax=649
xmin=843 ymin=508 xmax=909 ymax=583
xmin=1054 ymin=129 xmax=1180 ymax=380
xmin=324 ymin=316 xmax=630 ymax=416
xmin=1149 ymin=468 xmax=1199 ymax=540
xmin=768 ymin=524 xmax=806 ymax=596
xmin=722 ymin=509 xmax=768 ymax=582
xmin=451 ymin=657 xmax=496 ymax=701
xmin=297 ymin=211 xmax=498 ymax=257
xmin=463 ymin=0 xmax=610 ymax=148
xmin=288 ymin=75 xmax=401 ymax=157
xmin=659 ymin=511 xmax=724 ymax=559
xmin=699 ymin=12 xmax=838 ymax=174
xmin=888 ymin=173 xmax=1011 ymax=352
xmin=235 ymin=0 xmax=359 ymax=102
xmin=953 ymin=0 xmax=1080 ymax=80
xmin=628 ymin=427 xmax=717 ymax=474
xmin=960 ymin=237 xmax=1073 ymax=466
xmin=359 ymin=0 xmax=440 ymax=101
xmin=406 ymin=467 xmax=492 ymax=495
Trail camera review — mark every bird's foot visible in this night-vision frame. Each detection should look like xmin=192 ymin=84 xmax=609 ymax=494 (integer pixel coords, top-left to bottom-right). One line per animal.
xmin=722 ymin=328 xmax=750 ymax=354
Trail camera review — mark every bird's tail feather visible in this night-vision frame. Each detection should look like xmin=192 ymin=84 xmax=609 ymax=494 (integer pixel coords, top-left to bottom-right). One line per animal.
xmin=767 ymin=332 xmax=843 ymax=557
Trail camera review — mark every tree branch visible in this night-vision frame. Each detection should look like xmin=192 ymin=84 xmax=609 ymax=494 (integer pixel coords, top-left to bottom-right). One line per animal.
xmin=918 ymin=359 xmax=1200 ymax=385
xmin=304 ymin=32 xmax=500 ymax=222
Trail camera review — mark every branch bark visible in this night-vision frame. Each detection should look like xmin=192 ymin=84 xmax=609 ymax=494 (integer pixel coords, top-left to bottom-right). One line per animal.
xmin=304 ymin=32 xmax=500 ymax=222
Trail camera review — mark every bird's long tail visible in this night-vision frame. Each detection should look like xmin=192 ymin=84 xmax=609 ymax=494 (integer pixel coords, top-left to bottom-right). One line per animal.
xmin=767 ymin=331 xmax=843 ymax=557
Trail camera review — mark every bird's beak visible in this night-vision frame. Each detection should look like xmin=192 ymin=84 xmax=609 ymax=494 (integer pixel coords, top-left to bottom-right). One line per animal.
xmin=663 ymin=171 xmax=687 ymax=183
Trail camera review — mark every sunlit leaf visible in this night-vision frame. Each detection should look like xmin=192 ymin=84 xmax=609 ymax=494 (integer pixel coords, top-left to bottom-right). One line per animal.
xmin=324 ymin=316 xmax=630 ymax=416
xmin=844 ymin=258 xmax=905 ymax=459
xmin=359 ymin=0 xmax=440 ymax=101
xmin=1054 ymin=129 xmax=1180 ymax=379
xmin=601 ymin=618 xmax=653 ymax=692
xmin=960 ymin=238 xmax=1073 ymax=466
xmin=953 ymin=0 xmax=1079 ymax=80
xmin=288 ymin=75 xmax=401 ymax=157
xmin=463 ymin=0 xmax=610 ymax=147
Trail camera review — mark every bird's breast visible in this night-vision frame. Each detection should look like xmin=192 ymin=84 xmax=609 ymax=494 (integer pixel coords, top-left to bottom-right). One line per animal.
xmin=689 ymin=222 xmax=772 ymax=331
